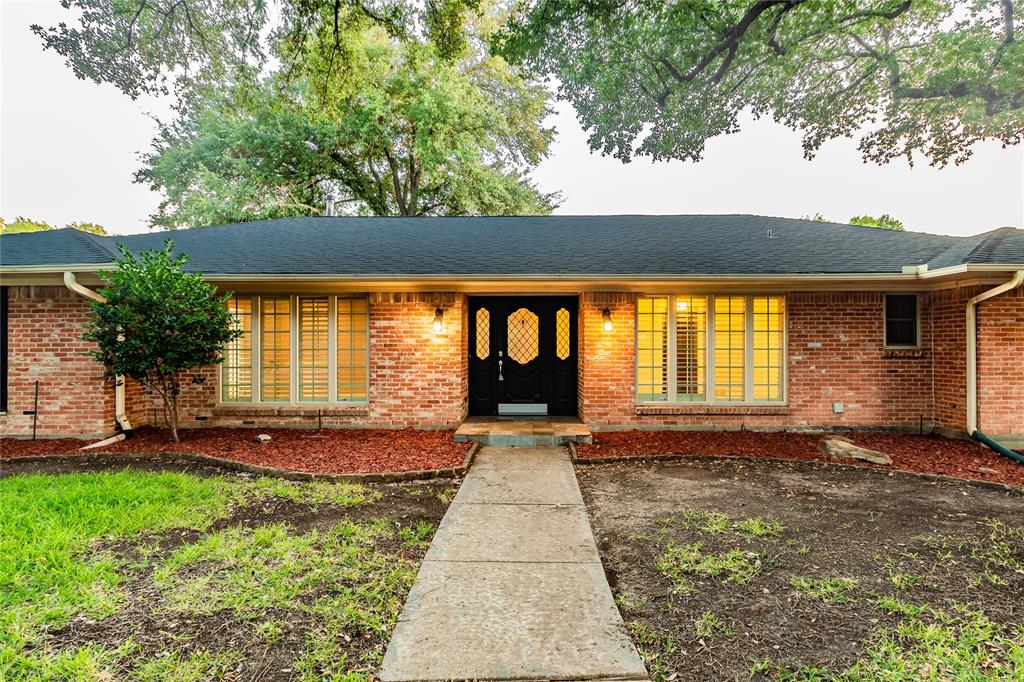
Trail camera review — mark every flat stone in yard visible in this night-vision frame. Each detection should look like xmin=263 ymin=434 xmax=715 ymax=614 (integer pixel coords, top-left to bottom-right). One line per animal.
xmin=819 ymin=437 xmax=892 ymax=465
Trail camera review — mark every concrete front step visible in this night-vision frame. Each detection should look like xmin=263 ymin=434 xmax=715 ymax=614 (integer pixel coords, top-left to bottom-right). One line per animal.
xmin=453 ymin=417 xmax=593 ymax=446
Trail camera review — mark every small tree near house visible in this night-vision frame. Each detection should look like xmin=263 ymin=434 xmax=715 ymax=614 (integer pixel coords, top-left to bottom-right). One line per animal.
xmin=83 ymin=241 xmax=240 ymax=442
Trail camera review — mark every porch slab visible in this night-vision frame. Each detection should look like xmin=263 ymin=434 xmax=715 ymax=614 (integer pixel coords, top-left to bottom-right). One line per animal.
xmin=454 ymin=416 xmax=593 ymax=446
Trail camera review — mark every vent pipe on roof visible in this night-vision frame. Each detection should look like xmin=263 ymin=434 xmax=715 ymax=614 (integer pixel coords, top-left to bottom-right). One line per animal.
xmin=324 ymin=193 xmax=336 ymax=217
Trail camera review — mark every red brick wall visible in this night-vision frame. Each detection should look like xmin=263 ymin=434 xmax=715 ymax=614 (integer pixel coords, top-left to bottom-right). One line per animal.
xmin=0 ymin=286 xmax=114 ymax=438
xmin=975 ymin=287 xmax=1024 ymax=436
xmin=786 ymin=292 xmax=933 ymax=429
xmin=363 ymin=292 xmax=467 ymax=427
xmin=4 ymin=283 xmax=1020 ymax=438
xmin=579 ymin=291 xmax=937 ymax=431
xmin=932 ymin=287 xmax=971 ymax=433
xmin=932 ymin=285 xmax=1024 ymax=437
xmin=578 ymin=292 xmax=637 ymax=424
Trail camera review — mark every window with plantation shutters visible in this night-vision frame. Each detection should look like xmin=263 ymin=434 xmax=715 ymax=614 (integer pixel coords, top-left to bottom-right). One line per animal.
xmin=337 ymin=297 xmax=368 ymax=402
xmin=637 ymin=295 xmax=786 ymax=404
xmin=220 ymin=294 xmax=369 ymax=404
xmin=714 ymin=296 xmax=746 ymax=402
xmin=261 ymin=296 xmax=292 ymax=402
xmin=299 ymin=297 xmax=329 ymax=402
xmin=222 ymin=296 xmax=253 ymax=402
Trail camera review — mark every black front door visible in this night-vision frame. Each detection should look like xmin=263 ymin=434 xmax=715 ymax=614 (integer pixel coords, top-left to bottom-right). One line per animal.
xmin=468 ymin=296 xmax=578 ymax=416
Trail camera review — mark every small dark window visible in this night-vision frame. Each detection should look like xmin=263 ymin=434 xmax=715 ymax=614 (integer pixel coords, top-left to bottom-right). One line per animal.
xmin=885 ymin=294 xmax=918 ymax=347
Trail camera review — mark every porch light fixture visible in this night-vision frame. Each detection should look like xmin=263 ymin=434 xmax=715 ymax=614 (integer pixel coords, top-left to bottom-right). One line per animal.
xmin=602 ymin=308 xmax=613 ymax=332
xmin=433 ymin=307 xmax=445 ymax=334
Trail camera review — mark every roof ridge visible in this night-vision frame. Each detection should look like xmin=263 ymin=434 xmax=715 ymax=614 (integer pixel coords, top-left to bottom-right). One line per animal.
xmin=963 ymin=227 xmax=1011 ymax=264
xmin=144 ymin=214 xmax=964 ymax=241
xmin=66 ymin=228 xmax=119 ymax=262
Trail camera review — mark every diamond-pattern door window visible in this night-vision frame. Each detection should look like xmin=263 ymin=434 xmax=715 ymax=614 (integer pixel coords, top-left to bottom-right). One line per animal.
xmin=556 ymin=308 xmax=571 ymax=360
xmin=507 ymin=308 xmax=539 ymax=364
xmin=475 ymin=308 xmax=490 ymax=359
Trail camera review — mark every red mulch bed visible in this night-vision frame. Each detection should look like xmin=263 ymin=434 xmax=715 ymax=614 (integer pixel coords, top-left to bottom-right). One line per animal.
xmin=576 ymin=430 xmax=1024 ymax=487
xmin=0 ymin=426 xmax=472 ymax=475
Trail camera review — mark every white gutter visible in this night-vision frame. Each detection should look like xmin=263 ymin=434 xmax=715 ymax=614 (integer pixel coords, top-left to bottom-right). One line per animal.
xmin=966 ymin=270 xmax=1024 ymax=434
xmin=63 ymin=272 xmax=134 ymax=444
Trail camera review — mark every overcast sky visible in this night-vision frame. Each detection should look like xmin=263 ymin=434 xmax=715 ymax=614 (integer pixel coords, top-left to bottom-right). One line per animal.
xmin=2 ymin=1 xmax=1022 ymax=237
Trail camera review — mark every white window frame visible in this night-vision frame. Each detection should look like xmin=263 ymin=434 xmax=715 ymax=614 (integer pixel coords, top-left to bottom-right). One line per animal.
xmin=635 ymin=294 xmax=788 ymax=405
xmin=883 ymin=293 xmax=921 ymax=349
xmin=219 ymin=294 xmax=369 ymax=405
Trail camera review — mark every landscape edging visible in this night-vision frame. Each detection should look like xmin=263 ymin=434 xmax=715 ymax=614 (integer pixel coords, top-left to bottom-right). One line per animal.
xmin=1 ymin=441 xmax=479 ymax=483
xmin=568 ymin=446 xmax=1024 ymax=494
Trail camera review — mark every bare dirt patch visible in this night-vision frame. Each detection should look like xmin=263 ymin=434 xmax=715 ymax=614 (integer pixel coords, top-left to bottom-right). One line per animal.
xmin=576 ymin=430 xmax=1024 ymax=487
xmin=1 ymin=425 xmax=472 ymax=474
xmin=579 ymin=457 xmax=1024 ymax=681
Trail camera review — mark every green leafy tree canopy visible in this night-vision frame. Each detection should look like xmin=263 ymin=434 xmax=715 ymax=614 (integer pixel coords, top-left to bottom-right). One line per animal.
xmin=83 ymin=242 xmax=240 ymax=442
xmin=136 ymin=3 xmax=557 ymax=227
xmin=497 ymin=1 xmax=1024 ymax=167
xmin=1 ymin=217 xmax=109 ymax=235
xmin=806 ymin=213 xmax=905 ymax=230
xmin=32 ymin=1 xmax=466 ymax=100
xmin=849 ymin=214 xmax=904 ymax=230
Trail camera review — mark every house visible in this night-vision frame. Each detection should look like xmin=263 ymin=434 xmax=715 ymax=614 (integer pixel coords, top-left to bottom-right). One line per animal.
xmin=1 ymin=215 xmax=1022 ymax=448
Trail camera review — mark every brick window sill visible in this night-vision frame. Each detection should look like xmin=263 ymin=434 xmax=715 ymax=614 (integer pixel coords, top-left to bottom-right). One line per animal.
xmin=210 ymin=405 xmax=370 ymax=418
xmin=635 ymin=404 xmax=790 ymax=416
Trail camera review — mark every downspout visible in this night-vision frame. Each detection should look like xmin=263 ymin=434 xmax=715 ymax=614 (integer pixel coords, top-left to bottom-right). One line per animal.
xmin=966 ymin=270 xmax=1024 ymax=463
xmin=64 ymin=272 xmax=134 ymax=449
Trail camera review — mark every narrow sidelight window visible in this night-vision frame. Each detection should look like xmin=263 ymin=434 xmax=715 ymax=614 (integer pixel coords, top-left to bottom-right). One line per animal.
xmin=222 ymin=295 xmax=253 ymax=402
xmin=475 ymin=308 xmax=491 ymax=360
xmin=556 ymin=307 xmax=571 ymax=360
xmin=885 ymin=294 xmax=918 ymax=347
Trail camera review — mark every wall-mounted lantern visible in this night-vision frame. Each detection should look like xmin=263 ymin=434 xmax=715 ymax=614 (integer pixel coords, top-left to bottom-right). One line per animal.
xmin=602 ymin=308 xmax=613 ymax=332
xmin=433 ymin=307 xmax=445 ymax=334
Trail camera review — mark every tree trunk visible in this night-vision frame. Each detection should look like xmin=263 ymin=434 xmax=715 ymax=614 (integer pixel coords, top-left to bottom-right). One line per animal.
xmin=168 ymin=377 xmax=181 ymax=443
xmin=155 ymin=373 xmax=180 ymax=443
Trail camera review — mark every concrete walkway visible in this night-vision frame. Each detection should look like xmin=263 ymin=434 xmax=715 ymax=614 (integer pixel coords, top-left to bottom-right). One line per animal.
xmin=379 ymin=446 xmax=647 ymax=681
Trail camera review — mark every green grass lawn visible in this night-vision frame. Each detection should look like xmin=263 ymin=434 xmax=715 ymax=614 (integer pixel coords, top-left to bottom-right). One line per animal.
xmin=0 ymin=468 xmax=444 ymax=681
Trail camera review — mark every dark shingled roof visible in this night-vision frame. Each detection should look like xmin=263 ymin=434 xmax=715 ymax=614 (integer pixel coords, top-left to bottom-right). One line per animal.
xmin=0 ymin=228 xmax=117 ymax=266
xmin=2 ymin=215 xmax=1022 ymax=277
